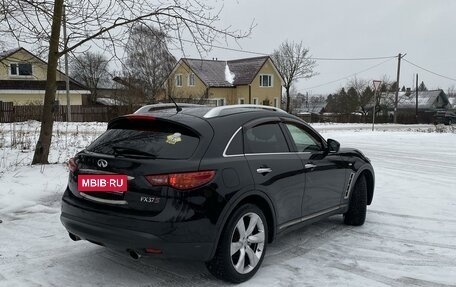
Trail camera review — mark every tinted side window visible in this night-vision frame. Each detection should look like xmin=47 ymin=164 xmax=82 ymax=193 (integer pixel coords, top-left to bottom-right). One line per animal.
xmin=285 ymin=124 xmax=322 ymax=152
xmin=87 ymin=120 xmax=199 ymax=159
xmin=225 ymin=128 xmax=243 ymax=155
xmin=244 ymin=123 xmax=289 ymax=154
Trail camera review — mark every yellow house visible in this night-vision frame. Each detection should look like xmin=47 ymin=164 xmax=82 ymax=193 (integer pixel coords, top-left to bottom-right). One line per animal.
xmin=0 ymin=47 xmax=90 ymax=105
xmin=165 ymin=56 xmax=283 ymax=107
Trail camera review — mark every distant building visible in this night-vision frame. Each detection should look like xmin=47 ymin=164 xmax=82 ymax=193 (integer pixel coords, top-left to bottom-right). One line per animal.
xmin=0 ymin=47 xmax=89 ymax=105
xmin=377 ymin=89 xmax=451 ymax=112
xmin=164 ymin=56 xmax=284 ymax=107
xmin=397 ymin=89 xmax=451 ymax=111
xmin=373 ymin=89 xmax=451 ymax=123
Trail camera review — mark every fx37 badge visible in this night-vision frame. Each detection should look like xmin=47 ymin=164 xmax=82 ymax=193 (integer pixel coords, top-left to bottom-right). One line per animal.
xmin=140 ymin=196 xmax=160 ymax=204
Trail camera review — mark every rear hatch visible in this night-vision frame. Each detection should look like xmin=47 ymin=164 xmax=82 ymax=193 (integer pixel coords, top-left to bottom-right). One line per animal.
xmin=68 ymin=115 xmax=209 ymax=214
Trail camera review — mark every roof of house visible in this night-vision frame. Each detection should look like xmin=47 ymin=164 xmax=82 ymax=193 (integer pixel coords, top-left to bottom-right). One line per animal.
xmin=380 ymin=89 xmax=450 ymax=110
xmin=397 ymin=90 xmax=449 ymax=109
xmin=0 ymin=47 xmax=88 ymax=90
xmin=0 ymin=48 xmax=22 ymax=60
xmin=180 ymin=56 xmax=279 ymax=87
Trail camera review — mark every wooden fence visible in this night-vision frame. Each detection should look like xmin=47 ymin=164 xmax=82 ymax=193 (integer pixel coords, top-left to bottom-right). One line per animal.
xmin=0 ymin=102 xmax=139 ymax=123
xmin=298 ymin=111 xmax=435 ymax=124
xmin=0 ymin=101 xmax=437 ymax=124
xmin=0 ymin=101 xmax=14 ymax=122
xmin=0 ymin=98 xmax=217 ymax=123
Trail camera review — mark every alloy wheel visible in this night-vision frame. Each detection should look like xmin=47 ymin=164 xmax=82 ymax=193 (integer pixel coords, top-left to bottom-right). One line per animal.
xmin=230 ymin=212 xmax=265 ymax=274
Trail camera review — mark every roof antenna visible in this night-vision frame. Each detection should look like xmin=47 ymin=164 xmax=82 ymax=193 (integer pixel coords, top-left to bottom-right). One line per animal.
xmin=168 ymin=94 xmax=182 ymax=113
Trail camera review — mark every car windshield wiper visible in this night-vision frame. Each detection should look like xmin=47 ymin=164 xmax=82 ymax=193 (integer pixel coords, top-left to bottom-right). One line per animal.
xmin=112 ymin=146 xmax=157 ymax=159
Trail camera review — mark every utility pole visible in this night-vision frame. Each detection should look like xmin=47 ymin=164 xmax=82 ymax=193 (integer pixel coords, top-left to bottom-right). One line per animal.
xmin=394 ymin=53 xmax=405 ymax=124
xmin=372 ymin=80 xmax=382 ymax=131
xmin=63 ymin=4 xmax=71 ymax=122
xmin=416 ymin=74 xmax=419 ymax=123
xmin=306 ymin=91 xmax=309 ymax=112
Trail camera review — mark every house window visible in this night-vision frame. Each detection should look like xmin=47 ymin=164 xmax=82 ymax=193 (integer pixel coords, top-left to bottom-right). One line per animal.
xmin=10 ymin=63 xmax=32 ymax=76
xmin=253 ymin=98 xmax=258 ymax=105
xmin=188 ymin=73 xmax=195 ymax=86
xmin=238 ymin=98 xmax=245 ymax=104
xmin=259 ymin=74 xmax=273 ymax=87
xmin=215 ymin=98 xmax=225 ymax=106
xmin=175 ymin=74 xmax=182 ymax=87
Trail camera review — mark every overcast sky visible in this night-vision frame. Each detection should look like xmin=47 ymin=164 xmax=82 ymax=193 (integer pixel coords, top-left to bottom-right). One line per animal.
xmin=176 ymin=0 xmax=456 ymax=95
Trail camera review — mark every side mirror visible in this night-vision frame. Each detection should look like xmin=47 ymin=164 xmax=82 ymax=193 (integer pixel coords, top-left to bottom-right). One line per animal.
xmin=327 ymin=139 xmax=340 ymax=153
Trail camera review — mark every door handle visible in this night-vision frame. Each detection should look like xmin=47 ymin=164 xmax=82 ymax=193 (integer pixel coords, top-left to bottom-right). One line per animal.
xmin=256 ymin=167 xmax=272 ymax=174
xmin=304 ymin=163 xmax=317 ymax=169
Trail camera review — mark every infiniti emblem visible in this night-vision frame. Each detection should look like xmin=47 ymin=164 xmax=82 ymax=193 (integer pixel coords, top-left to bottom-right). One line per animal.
xmin=97 ymin=159 xmax=108 ymax=168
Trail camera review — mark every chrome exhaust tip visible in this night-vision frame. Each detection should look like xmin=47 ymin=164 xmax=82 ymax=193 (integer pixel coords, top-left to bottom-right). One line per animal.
xmin=128 ymin=249 xmax=141 ymax=260
xmin=69 ymin=233 xmax=81 ymax=241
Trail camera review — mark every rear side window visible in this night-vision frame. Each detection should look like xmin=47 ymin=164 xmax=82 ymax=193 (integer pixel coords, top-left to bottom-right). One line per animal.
xmin=225 ymin=128 xmax=243 ymax=155
xmin=86 ymin=119 xmax=199 ymax=159
xmin=244 ymin=123 xmax=289 ymax=154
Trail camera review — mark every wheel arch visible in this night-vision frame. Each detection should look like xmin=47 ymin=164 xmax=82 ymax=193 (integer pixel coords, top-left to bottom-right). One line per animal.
xmin=210 ymin=191 xmax=277 ymax=260
xmin=355 ymin=164 xmax=375 ymax=205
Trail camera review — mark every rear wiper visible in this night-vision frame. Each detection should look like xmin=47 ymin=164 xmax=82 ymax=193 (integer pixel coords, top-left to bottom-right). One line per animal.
xmin=112 ymin=146 xmax=157 ymax=159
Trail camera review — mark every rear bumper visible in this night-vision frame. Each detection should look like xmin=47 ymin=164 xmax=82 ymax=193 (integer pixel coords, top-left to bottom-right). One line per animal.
xmin=60 ymin=191 xmax=217 ymax=261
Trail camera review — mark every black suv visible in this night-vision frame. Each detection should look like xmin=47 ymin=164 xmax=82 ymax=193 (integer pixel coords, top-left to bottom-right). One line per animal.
xmin=61 ymin=104 xmax=375 ymax=283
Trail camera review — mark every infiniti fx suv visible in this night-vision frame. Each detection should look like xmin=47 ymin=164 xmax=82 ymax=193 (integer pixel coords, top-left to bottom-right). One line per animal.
xmin=61 ymin=104 xmax=375 ymax=283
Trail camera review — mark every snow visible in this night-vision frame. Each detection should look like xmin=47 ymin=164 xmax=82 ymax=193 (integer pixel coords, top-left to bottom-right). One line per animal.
xmin=1 ymin=122 xmax=456 ymax=286
xmin=96 ymin=97 xmax=124 ymax=106
xmin=224 ymin=62 xmax=235 ymax=85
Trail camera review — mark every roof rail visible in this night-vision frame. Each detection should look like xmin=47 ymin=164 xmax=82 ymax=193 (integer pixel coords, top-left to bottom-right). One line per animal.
xmin=203 ymin=104 xmax=287 ymax=118
xmin=134 ymin=103 xmax=204 ymax=114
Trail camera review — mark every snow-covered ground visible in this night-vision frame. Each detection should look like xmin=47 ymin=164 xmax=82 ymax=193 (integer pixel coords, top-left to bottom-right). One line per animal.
xmin=0 ymin=122 xmax=455 ymax=287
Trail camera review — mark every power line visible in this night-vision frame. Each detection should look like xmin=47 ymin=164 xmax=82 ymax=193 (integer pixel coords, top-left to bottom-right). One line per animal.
xmin=171 ymin=36 xmax=398 ymax=61
xmin=311 ymin=56 xmax=397 ymax=61
xmin=402 ymin=58 xmax=456 ymax=82
xmin=303 ymin=57 xmax=396 ymax=91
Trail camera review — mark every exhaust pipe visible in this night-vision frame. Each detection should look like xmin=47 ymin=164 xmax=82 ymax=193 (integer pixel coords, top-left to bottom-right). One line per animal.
xmin=69 ymin=233 xmax=81 ymax=241
xmin=128 ymin=249 xmax=141 ymax=260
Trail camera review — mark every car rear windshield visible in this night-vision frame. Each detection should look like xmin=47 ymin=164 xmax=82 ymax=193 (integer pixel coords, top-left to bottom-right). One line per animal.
xmin=86 ymin=118 xmax=200 ymax=159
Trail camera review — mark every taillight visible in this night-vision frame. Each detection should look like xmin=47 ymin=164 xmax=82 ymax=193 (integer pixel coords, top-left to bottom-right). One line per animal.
xmin=145 ymin=170 xmax=215 ymax=190
xmin=68 ymin=157 xmax=78 ymax=173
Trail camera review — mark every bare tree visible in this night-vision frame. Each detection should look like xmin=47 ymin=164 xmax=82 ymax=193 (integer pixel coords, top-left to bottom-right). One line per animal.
xmin=308 ymin=95 xmax=326 ymax=113
xmin=272 ymin=41 xmax=317 ymax=112
xmin=348 ymin=77 xmax=372 ymax=115
xmin=447 ymin=85 xmax=456 ymax=97
xmin=70 ymin=51 xmax=110 ymax=103
xmin=0 ymin=0 xmax=252 ymax=164
xmin=348 ymin=77 xmax=368 ymax=98
xmin=112 ymin=72 xmax=146 ymax=106
xmin=124 ymin=25 xmax=176 ymax=103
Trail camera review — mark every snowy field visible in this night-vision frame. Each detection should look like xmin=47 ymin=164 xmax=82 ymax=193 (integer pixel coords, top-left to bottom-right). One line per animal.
xmin=0 ymin=122 xmax=455 ymax=287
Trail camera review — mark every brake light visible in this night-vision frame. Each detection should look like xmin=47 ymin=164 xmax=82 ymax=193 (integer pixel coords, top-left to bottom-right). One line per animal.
xmin=145 ymin=171 xmax=215 ymax=190
xmin=145 ymin=247 xmax=162 ymax=254
xmin=68 ymin=157 xmax=78 ymax=172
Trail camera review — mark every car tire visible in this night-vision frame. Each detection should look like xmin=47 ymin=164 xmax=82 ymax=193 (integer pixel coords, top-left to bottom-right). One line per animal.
xmin=206 ymin=204 xmax=268 ymax=283
xmin=344 ymin=175 xmax=367 ymax=226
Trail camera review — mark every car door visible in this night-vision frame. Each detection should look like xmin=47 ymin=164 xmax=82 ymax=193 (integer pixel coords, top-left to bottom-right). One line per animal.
xmin=282 ymin=122 xmax=347 ymax=217
xmin=243 ymin=119 xmax=305 ymax=226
